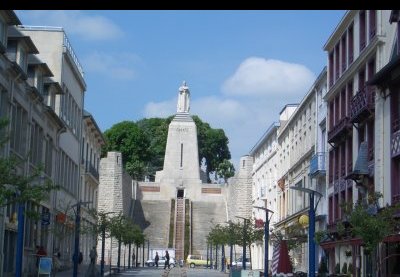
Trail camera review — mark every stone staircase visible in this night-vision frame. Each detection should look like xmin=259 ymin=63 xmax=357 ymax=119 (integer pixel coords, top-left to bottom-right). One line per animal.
xmin=132 ymin=200 xmax=171 ymax=248
xmin=174 ymin=198 xmax=185 ymax=261
xmin=191 ymin=201 xmax=227 ymax=257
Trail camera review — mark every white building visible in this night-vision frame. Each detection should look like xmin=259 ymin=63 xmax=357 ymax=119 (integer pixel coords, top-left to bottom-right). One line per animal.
xmin=249 ymin=122 xmax=280 ymax=270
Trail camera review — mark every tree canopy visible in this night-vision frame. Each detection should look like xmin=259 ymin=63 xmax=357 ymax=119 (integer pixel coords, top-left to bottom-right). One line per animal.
xmin=0 ymin=118 xmax=58 ymax=208
xmin=103 ymin=115 xmax=233 ymax=182
xmin=102 ymin=121 xmax=151 ymax=179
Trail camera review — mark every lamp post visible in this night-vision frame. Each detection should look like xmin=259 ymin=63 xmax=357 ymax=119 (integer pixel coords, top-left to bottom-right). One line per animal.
xmin=253 ymin=206 xmax=274 ymax=277
xmin=289 ymin=187 xmax=322 ymax=277
xmin=72 ymin=201 xmax=92 ymax=277
xmin=236 ymin=216 xmax=249 ymax=270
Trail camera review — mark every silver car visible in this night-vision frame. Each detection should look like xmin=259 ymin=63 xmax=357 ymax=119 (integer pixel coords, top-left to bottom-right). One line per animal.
xmin=145 ymin=256 xmax=176 ymax=268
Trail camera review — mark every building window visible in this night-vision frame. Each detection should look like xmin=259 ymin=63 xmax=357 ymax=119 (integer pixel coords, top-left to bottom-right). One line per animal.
xmin=17 ymin=45 xmax=27 ymax=73
xmin=341 ymin=33 xmax=347 ymax=72
xmin=360 ymin=10 xmax=366 ymax=51
xmin=335 ymin=43 xmax=340 ymax=80
xmin=329 ymin=51 xmax=334 ymax=87
xmin=348 ymin=23 xmax=354 ymax=64
xmin=369 ymin=10 xmax=376 ymax=40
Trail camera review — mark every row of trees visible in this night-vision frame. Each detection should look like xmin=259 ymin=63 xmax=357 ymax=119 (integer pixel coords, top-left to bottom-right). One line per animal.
xmin=206 ymin=219 xmax=263 ymax=270
xmin=102 ymin=115 xmax=235 ymax=182
xmin=87 ymin=211 xmax=145 ymax=272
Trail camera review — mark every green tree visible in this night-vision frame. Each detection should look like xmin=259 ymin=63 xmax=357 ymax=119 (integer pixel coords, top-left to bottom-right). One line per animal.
xmin=102 ymin=121 xmax=151 ymax=180
xmin=136 ymin=117 xmax=172 ymax=177
xmin=0 ymin=118 xmax=58 ymax=208
xmin=216 ymin=159 xmax=235 ymax=184
xmin=192 ymin=115 xmax=231 ymax=182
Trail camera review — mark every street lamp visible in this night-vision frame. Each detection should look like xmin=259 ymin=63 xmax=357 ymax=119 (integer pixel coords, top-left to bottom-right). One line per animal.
xmin=253 ymin=206 xmax=274 ymax=277
xmin=72 ymin=201 xmax=92 ymax=277
xmin=289 ymin=186 xmax=322 ymax=277
xmin=236 ymin=216 xmax=249 ymax=270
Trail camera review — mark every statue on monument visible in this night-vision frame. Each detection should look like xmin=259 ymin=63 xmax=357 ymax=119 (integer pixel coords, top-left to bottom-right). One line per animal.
xmin=177 ymin=81 xmax=190 ymax=113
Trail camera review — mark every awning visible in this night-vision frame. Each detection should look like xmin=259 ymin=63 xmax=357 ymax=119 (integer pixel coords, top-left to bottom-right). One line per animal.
xmin=272 ymin=240 xmax=293 ymax=275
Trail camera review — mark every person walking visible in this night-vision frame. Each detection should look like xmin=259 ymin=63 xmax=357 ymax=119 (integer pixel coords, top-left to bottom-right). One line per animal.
xmin=132 ymin=252 xmax=136 ymax=267
xmin=164 ymin=251 xmax=170 ymax=269
xmin=155 ymin=252 xmax=159 ymax=268
xmin=89 ymin=246 xmax=97 ymax=264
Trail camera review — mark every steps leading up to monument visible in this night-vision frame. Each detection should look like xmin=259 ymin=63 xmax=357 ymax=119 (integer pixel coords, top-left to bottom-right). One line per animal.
xmin=191 ymin=201 xmax=227 ymax=256
xmin=173 ymin=113 xmax=193 ymax=122
xmin=132 ymin=200 xmax=171 ymax=249
xmin=174 ymin=198 xmax=185 ymax=260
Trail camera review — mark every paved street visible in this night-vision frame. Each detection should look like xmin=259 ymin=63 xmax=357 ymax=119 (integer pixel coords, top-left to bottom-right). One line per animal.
xmin=54 ymin=264 xmax=229 ymax=277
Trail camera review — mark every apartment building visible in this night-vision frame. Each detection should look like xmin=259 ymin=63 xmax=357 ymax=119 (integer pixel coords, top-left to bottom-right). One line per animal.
xmin=80 ymin=111 xmax=105 ymax=263
xmin=249 ymin=122 xmax=280 ymax=270
xmin=323 ymin=10 xmax=397 ymax=276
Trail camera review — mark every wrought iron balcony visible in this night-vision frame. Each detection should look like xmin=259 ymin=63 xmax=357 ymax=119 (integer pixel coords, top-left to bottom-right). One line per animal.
xmin=309 ymin=152 xmax=326 ymax=178
xmin=391 ymin=127 xmax=400 ymax=158
xmin=328 ymin=117 xmax=352 ymax=144
xmin=86 ymin=163 xmax=99 ymax=180
xmin=350 ymin=88 xmax=375 ymax=123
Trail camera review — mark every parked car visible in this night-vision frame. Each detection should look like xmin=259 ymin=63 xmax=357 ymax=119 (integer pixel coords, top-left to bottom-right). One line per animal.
xmin=186 ymin=255 xmax=208 ymax=268
xmin=232 ymin=257 xmax=251 ymax=269
xmin=145 ymin=256 xmax=176 ymax=268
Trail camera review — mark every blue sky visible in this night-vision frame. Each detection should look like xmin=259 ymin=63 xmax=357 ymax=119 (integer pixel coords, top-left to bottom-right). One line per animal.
xmin=16 ymin=10 xmax=345 ymax=167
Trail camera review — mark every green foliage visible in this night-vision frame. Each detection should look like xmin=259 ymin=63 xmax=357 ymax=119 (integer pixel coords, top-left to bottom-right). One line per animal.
xmin=216 ymin=159 xmax=235 ymax=184
xmin=284 ymin=222 xmax=307 ymax=251
xmin=0 ymin=118 xmax=58 ymax=208
xmin=103 ymin=116 xmax=232 ymax=182
xmin=136 ymin=117 xmax=172 ymax=176
xmin=184 ymin=199 xmax=190 ymax=260
xmin=318 ymin=256 xmax=328 ymax=274
xmin=335 ymin=263 xmax=340 ymax=274
xmin=102 ymin=121 xmax=151 ymax=179
xmin=347 ymin=262 xmax=353 ymax=275
xmin=168 ymin=199 xmax=175 ymax=248
xmin=207 ymin=219 xmax=263 ymax=249
xmin=342 ymin=262 xmax=348 ymax=274
xmin=314 ymin=230 xmax=327 ymax=245
xmin=192 ymin=115 xmax=231 ymax=182
xmin=343 ymin=191 xmax=400 ymax=253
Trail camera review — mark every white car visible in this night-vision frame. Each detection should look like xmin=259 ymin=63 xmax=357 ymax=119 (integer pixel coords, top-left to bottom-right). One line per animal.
xmin=145 ymin=256 xmax=176 ymax=268
xmin=232 ymin=257 xmax=251 ymax=269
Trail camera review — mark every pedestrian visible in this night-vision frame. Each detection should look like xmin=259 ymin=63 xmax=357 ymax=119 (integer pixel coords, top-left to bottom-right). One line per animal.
xmin=78 ymin=251 xmax=83 ymax=265
xmin=164 ymin=250 xmax=170 ymax=269
xmin=155 ymin=252 xmax=159 ymax=268
xmin=89 ymin=246 xmax=97 ymax=264
xmin=132 ymin=252 xmax=136 ymax=267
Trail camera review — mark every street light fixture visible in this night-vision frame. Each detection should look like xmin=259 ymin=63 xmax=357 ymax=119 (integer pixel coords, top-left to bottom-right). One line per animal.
xmin=235 ymin=216 xmax=249 ymax=270
xmin=72 ymin=201 xmax=92 ymax=277
xmin=289 ymin=186 xmax=322 ymax=277
xmin=253 ymin=206 xmax=274 ymax=277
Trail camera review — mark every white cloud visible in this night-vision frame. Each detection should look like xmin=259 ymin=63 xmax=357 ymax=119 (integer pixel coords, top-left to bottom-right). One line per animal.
xmin=144 ymin=98 xmax=177 ymax=118
xmin=82 ymin=51 xmax=140 ymax=80
xmin=143 ymin=57 xmax=317 ymax=169
xmin=222 ymin=57 xmax=315 ymax=98
xmin=18 ymin=10 xmax=123 ymax=41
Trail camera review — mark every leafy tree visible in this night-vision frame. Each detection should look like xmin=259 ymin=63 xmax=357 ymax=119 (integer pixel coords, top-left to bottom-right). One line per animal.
xmin=104 ymin=116 xmax=233 ymax=182
xmin=102 ymin=121 xmax=151 ymax=180
xmin=0 ymin=118 xmax=58 ymax=208
xmin=192 ymin=115 xmax=231 ymax=182
xmin=136 ymin=117 xmax=172 ymax=176
xmin=216 ymin=159 xmax=235 ymax=184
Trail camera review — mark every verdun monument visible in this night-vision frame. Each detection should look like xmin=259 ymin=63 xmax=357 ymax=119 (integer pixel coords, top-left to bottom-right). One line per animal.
xmin=98 ymin=82 xmax=228 ymax=265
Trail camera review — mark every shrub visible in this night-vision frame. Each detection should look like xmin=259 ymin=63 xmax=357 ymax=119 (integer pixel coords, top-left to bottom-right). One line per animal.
xmin=342 ymin=262 xmax=348 ymax=274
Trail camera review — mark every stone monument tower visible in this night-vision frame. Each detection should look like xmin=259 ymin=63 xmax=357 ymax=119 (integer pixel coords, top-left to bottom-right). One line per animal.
xmin=155 ymin=82 xmax=201 ymax=186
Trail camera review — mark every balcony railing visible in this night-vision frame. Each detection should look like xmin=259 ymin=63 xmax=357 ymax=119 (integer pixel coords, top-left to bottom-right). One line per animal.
xmin=391 ymin=128 xmax=400 ymax=158
xmin=350 ymin=88 xmax=375 ymax=123
xmin=86 ymin=164 xmax=99 ymax=180
xmin=328 ymin=117 xmax=352 ymax=144
xmin=309 ymin=152 xmax=326 ymax=177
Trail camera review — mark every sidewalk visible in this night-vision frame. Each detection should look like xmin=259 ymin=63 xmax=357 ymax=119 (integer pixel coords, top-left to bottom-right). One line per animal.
xmin=54 ymin=263 xmax=110 ymax=276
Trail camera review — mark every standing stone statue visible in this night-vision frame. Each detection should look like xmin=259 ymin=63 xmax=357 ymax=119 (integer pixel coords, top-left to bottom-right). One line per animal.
xmin=177 ymin=81 xmax=190 ymax=113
